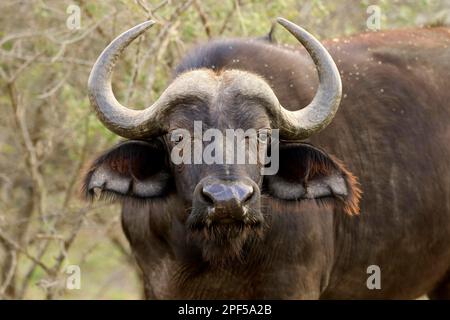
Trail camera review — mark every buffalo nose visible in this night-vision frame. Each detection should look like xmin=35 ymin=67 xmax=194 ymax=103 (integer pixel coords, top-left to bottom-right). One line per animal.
xmin=202 ymin=182 xmax=254 ymax=215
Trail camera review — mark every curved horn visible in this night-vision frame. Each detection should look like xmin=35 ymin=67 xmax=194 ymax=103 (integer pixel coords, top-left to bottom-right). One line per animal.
xmin=88 ymin=20 xmax=166 ymax=139
xmin=275 ymin=18 xmax=342 ymax=139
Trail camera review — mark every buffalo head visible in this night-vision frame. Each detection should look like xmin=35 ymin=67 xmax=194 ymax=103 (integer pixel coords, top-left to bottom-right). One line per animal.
xmin=84 ymin=18 xmax=360 ymax=264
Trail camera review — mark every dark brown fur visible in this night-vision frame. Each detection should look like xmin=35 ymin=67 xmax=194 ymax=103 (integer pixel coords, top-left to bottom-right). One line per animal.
xmin=86 ymin=27 xmax=450 ymax=299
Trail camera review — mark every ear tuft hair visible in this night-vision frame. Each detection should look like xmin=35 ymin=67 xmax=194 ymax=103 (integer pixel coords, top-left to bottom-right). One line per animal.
xmin=82 ymin=140 xmax=171 ymax=202
xmin=266 ymin=142 xmax=362 ymax=216
xmin=329 ymin=156 xmax=362 ymax=216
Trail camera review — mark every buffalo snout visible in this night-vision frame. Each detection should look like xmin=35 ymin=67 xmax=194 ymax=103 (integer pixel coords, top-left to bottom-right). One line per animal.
xmin=193 ymin=177 xmax=262 ymax=224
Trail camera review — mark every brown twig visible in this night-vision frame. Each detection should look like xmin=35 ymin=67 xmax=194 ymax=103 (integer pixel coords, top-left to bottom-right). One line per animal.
xmin=0 ymin=229 xmax=51 ymax=274
xmin=0 ymin=250 xmax=16 ymax=299
xmin=193 ymin=0 xmax=212 ymax=38
xmin=219 ymin=2 xmax=236 ymax=35
xmin=234 ymin=0 xmax=247 ymax=36
xmin=45 ymin=206 xmax=90 ymax=299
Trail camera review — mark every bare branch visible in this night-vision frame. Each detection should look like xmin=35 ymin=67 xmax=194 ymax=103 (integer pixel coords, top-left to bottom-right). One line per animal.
xmin=234 ymin=0 xmax=247 ymax=36
xmin=0 ymin=250 xmax=16 ymax=298
xmin=37 ymin=69 xmax=72 ymax=99
xmin=193 ymin=0 xmax=212 ymax=38
xmin=219 ymin=3 xmax=236 ymax=35
xmin=8 ymin=51 xmax=43 ymax=83
xmin=0 ymin=229 xmax=51 ymax=274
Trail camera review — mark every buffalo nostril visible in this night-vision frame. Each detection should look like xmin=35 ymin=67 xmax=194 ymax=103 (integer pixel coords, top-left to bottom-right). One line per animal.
xmin=201 ymin=186 xmax=216 ymax=204
xmin=239 ymin=185 xmax=254 ymax=204
xmin=201 ymin=183 xmax=228 ymax=204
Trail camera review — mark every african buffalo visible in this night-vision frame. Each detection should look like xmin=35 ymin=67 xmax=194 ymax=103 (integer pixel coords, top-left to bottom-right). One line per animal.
xmin=84 ymin=18 xmax=450 ymax=299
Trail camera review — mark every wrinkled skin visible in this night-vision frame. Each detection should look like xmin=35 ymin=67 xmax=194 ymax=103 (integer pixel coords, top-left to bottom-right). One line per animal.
xmin=86 ymin=27 xmax=450 ymax=299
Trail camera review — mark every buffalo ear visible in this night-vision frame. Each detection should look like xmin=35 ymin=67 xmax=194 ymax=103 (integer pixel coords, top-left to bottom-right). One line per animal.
xmin=265 ymin=143 xmax=361 ymax=215
xmin=83 ymin=140 xmax=172 ymax=201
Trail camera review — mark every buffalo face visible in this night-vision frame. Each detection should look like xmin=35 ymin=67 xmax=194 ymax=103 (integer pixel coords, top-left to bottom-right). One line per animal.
xmin=83 ymin=18 xmax=361 ymax=264
xmin=160 ymin=76 xmax=272 ymax=262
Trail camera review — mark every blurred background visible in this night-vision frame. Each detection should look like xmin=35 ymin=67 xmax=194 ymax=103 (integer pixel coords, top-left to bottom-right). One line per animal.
xmin=0 ymin=0 xmax=449 ymax=300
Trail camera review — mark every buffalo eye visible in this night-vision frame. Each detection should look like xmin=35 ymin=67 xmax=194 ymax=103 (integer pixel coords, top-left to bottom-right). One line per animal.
xmin=170 ymin=131 xmax=185 ymax=145
xmin=257 ymin=129 xmax=271 ymax=144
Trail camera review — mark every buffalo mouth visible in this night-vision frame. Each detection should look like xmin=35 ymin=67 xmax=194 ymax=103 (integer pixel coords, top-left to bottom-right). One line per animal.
xmin=186 ymin=207 xmax=265 ymax=264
